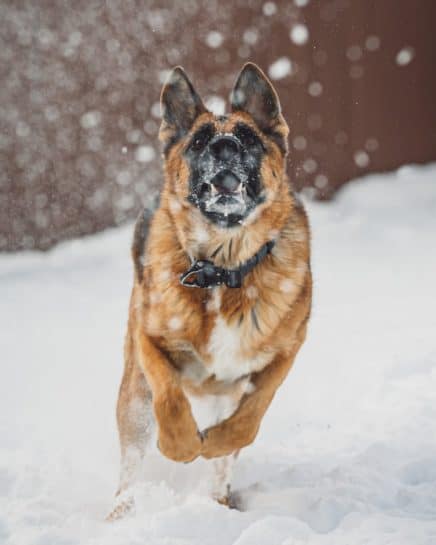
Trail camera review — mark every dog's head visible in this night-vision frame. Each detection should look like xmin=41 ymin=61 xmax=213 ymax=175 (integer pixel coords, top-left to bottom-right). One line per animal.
xmin=159 ymin=63 xmax=289 ymax=228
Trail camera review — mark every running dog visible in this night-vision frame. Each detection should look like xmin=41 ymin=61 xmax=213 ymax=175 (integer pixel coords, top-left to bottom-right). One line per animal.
xmin=109 ymin=62 xmax=312 ymax=518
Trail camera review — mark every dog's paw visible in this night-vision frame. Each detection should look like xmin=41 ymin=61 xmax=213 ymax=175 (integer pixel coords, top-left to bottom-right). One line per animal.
xmin=157 ymin=432 xmax=201 ymax=463
xmin=216 ymin=490 xmax=243 ymax=510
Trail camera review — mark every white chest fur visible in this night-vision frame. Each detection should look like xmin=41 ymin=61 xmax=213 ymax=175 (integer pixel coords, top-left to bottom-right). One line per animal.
xmin=207 ymin=315 xmax=270 ymax=382
xmin=182 ymin=305 xmax=271 ymax=431
xmin=184 ymin=379 xmax=252 ymax=432
xmin=179 ymin=286 xmax=273 ymax=431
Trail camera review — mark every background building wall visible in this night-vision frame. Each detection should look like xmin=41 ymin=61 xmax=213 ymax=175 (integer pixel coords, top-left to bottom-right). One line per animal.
xmin=1 ymin=0 xmax=435 ymax=251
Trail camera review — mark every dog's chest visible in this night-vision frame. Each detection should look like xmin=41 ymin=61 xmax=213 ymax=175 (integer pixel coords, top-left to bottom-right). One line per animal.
xmin=183 ymin=378 xmax=252 ymax=433
xmin=206 ymin=314 xmax=267 ymax=381
xmin=174 ymin=324 xmax=251 ymax=431
xmin=179 ymin=298 xmax=271 ymax=432
xmin=175 ymin=290 xmax=272 ymax=385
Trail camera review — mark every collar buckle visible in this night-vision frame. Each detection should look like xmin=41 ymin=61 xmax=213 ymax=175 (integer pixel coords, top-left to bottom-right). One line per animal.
xmin=180 ymin=260 xmax=224 ymax=289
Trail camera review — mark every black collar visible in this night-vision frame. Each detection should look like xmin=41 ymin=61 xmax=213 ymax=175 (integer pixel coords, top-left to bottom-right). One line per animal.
xmin=180 ymin=240 xmax=275 ymax=289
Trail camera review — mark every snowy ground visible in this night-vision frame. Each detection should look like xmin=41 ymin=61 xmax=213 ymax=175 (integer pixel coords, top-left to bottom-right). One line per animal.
xmin=1 ymin=164 xmax=436 ymax=545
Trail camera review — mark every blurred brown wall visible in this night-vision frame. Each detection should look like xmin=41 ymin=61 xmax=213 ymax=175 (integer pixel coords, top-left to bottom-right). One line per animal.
xmin=1 ymin=0 xmax=435 ymax=252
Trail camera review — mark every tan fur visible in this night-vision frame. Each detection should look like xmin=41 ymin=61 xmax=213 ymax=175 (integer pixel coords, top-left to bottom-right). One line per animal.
xmin=111 ymin=64 xmax=312 ymax=515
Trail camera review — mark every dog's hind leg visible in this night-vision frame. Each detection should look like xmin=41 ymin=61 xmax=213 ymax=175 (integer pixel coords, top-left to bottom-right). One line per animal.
xmin=107 ymin=331 xmax=154 ymax=521
xmin=116 ymin=366 xmax=153 ymax=495
xmin=211 ymin=450 xmax=240 ymax=508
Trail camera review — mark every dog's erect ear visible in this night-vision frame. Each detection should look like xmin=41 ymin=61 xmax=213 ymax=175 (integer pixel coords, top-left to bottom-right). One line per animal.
xmin=231 ymin=63 xmax=282 ymax=133
xmin=159 ymin=67 xmax=207 ymax=150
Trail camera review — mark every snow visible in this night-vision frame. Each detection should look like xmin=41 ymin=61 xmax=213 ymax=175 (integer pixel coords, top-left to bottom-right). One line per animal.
xmin=15 ymin=121 xmax=31 ymax=138
xmin=205 ymin=96 xmax=226 ymax=116
xmin=303 ymin=158 xmax=317 ymax=174
xmin=168 ymin=316 xmax=182 ymax=331
xmin=134 ymin=145 xmax=155 ymax=163
xmin=365 ymin=35 xmax=381 ymax=52
xmin=242 ymin=28 xmax=259 ymax=46
xmin=262 ymin=2 xmax=277 ymax=17
xmin=396 ymin=47 xmax=415 ymax=66
xmin=1 ymin=164 xmax=436 ymax=544
xmin=353 ymin=150 xmax=370 ymax=168
xmin=268 ymin=58 xmax=293 ymax=81
xmin=206 ymin=31 xmax=224 ymax=49
xmin=294 ymin=0 xmax=310 ymax=7
xmin=314 ymin=174 xmax=328 ymax=190
xmin=290 ymin=24 xmax=309 ymax=46
xmin=80 ymin=111 xmax=103 ymax=130
xmin=346 ymin=45 xmax=363 ymax=62
xmin=365 ymin=138 xmax=379 ymax=152
xmin=292 ymin=136 xmax=307 ymax=151
xmin=307 ymin=81 xmax=323 ymax=97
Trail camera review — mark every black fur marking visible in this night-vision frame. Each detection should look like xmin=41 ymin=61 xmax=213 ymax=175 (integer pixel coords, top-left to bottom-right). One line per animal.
xmin=251 ymin=307 xmax=261 ymax=332
xmin=131 ymin=196 xmax=160 ymax=283
xmin=238 ymin=313 xmax=244 ymax=326
xmin=233 ymin=123 xmax=265 ymax=152
xmin=262 ymin=127 xmax=288 ymax=155
xmin=187 ymin=124 xmax=215 ymax=153
xmin=228 ymin=238 xmax=233 ymax=260
xmin=211 ymin=244 xmax=223 ymax=258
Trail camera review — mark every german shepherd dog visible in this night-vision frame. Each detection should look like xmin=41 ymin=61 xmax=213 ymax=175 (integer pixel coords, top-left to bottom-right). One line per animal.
xmin=109 ymin=63 xmax=312 ymax=519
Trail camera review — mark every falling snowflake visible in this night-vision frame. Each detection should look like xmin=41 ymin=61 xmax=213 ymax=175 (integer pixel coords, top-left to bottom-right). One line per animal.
xmin=135 ymin=146 xmax=155 ymax=163
xmin=396 ymin=47 xmax=415 ymax=66
xmin=308 ymin=81 xmax=323 ymax=97
xmin=290 ymin=24 xmax=309 ymax=46
xmin=354 ymin=150 xmax=370 ymax=168
xmin=205 ymin=96 xmax=226 ymax=116
xmin=206 ymin=31 xmax=223 ymax=49
xmin=268 ymin=57 xmax=292 ymax=80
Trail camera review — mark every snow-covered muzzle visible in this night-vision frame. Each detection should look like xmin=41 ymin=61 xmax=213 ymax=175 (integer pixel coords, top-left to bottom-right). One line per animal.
xmin=185 ymin=121 xmax=266 ymax=228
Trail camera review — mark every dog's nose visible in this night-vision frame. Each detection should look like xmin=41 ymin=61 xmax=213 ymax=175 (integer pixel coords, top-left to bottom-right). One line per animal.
xmin=210 ymin=136 xmax=240 ymax=161
xmin=211 ymin=170 xmax=241 ymax=194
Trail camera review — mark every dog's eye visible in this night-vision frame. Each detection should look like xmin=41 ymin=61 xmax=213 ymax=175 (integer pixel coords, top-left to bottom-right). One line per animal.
xmin=191 ymin=136 xmax=206 ymax=151
xmin=188 ymin=124 xmax=215 ymax=152
xmin=234 ymin=124 xmax=263 ymax=149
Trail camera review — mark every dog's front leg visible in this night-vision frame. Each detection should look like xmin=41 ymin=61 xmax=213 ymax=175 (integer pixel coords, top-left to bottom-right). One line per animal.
xmin=201 ymin=347 xmax=301 ymax=459
xmin=136 ymin=329 xmax=202 ymax=463
xmin=153 ymin=381 xmax=203 ymax=462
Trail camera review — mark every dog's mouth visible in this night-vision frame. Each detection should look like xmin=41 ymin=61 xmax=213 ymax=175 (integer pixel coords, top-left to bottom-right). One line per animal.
xmin=197 ymin=169 xmax=248 ymax=221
